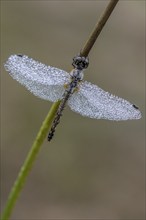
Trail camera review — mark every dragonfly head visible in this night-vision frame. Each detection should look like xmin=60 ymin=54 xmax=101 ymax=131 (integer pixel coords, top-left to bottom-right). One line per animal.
xmin=72 ymin=55 xmax=89 ymax=70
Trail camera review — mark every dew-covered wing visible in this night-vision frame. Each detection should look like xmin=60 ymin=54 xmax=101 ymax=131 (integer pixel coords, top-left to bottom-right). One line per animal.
xmin=4 ymin=55 xmax=70 ymax=102
xmin=68 ymin=81 xmax=141 ymax=120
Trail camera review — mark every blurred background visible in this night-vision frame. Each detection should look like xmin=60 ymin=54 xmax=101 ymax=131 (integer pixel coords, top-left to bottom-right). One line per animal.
xmin=1 ymin=1 xmax=145 ymax=219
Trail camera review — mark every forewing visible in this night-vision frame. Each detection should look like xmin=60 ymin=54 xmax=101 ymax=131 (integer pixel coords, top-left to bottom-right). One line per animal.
xmin=4 ymin=55 xmax=70 ymax=102
xmin=68 ymin=81 xmax=141 ymax=120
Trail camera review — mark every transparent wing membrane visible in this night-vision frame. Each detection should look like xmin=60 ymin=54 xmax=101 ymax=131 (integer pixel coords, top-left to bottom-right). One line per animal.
xmin=68 ymin=81 xmax=141 ymax=120
xmin=4 ymin=55 xmax=70 ymax=102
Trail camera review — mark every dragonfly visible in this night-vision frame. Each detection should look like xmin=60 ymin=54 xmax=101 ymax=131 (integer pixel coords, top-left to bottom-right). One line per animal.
xmin=4 ymin=54 xmax=141 ymax=141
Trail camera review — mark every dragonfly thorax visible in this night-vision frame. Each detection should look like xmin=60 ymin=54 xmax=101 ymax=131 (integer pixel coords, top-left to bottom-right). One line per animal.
xmin=70 ymin=69 xmax=84 ymax=81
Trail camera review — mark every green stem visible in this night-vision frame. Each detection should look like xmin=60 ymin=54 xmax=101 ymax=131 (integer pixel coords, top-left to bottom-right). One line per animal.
xmin=1 ymin=101 xmax=60 ymax=220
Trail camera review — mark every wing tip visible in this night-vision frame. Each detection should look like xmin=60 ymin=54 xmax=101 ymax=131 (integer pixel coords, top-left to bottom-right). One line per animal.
xmin=131 ymin=104 xmax=142 ymax=120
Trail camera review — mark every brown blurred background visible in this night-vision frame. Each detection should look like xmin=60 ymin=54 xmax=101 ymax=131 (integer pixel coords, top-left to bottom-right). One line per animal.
xmin=1 ymin=1 xmax=145 ymax=219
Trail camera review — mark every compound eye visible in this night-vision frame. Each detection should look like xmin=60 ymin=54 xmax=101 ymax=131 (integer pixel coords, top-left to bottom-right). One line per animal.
xmin=77 ymin=57 xmax=82 ymax=62
xmin=85 ymin=57 xmax=89 ymax=63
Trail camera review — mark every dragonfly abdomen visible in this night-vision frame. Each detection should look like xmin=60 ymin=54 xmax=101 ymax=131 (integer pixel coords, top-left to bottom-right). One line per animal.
xmin=48 ymin=77 xmax=78 ymax=141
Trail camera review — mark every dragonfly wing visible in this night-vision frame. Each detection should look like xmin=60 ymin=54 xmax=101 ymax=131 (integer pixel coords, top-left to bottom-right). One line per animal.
xmin=4 ymin=55 xmax=70 ymax=102
xmin=68 ymin=81 xmax=141 ymax=120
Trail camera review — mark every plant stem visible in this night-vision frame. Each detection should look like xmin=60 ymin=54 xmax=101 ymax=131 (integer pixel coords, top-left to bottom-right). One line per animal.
xmin=80 ymin=0 xmax=119 ymax=57
xmin=1 ymin=1 xmax=119 ymax=219
xmin=1 ymin=101 xmax=60 ymax=220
